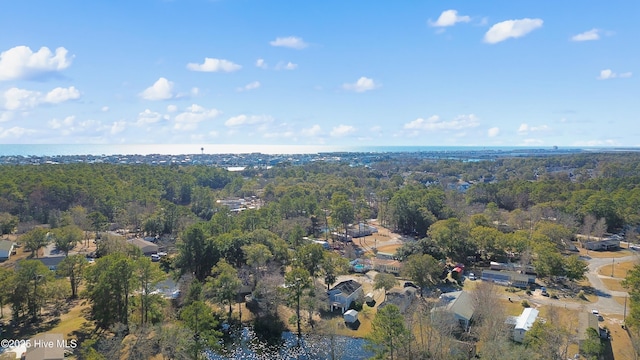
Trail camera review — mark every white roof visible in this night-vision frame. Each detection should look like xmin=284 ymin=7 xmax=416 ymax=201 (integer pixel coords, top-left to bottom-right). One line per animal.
xmin=515 ymin=307 xmax=539 ymax=331
xmin=344 ymin=309 xmax=358 ymax=316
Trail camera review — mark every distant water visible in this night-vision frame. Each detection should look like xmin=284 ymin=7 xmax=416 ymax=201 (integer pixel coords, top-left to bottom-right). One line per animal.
xmin=0 ymin=144 xmax=579 ymax=156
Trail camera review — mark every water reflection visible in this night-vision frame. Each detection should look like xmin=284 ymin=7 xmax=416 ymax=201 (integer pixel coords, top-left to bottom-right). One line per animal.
xmin=209 ymin=326 xmax=372 ymax=360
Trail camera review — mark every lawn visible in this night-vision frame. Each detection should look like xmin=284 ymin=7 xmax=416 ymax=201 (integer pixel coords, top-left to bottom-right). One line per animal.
xmin=598 ymin=260 xmax=639 ymax=279
xmin=579 ymin=248 xmax=635 ymax=259
xmin=45 ymin=300 xmax=91 ymax=339
xmin=601 ymin=278 xmax=628 ymax=292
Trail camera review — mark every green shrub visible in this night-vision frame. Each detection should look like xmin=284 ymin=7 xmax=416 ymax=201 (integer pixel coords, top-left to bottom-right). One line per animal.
xmin=521 ymin=300 xmax=530 ymax=308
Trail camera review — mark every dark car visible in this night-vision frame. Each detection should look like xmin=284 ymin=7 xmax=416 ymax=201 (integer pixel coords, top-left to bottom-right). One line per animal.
xmin=404 ymin=281 xmax=419 ymax=290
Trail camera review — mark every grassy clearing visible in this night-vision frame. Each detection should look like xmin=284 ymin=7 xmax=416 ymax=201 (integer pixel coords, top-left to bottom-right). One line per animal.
xmin=605 ymin=314 xmax=636 ymax=360
xmin=578 ymin=248 xmax=635 ymax=259
xmin=601 ymin=278 xmax=628 ymax=292
xmin=374 ymin=244 xmax=401 ymax=254
xmin=45 ymin=301 xmax=91 ymax=339
xmin=598 ymin=260 xmax=640 ymax=279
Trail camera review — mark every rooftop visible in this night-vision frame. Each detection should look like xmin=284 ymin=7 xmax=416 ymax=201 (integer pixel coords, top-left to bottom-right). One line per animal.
xmin=514 ymin=307 xmax=539 ymax=331
xmin=330 ymin=279 xmax=362 ymax=296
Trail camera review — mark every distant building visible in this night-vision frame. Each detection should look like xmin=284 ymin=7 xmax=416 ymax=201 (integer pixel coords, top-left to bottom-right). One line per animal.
xmin=481 ymin=269 xmax=536 ymax=288
xmin=38 ymin=256 xmax=66 ymax=271
xmin=0 ymin=240 xmax=15 ymax=261
xmin=580 ymin=239 xmax=620 ymax=251
xmin=328 ymin=279 xmax=363 ymax=313
xmin=508 ymin=307 xmax=539 ymax=343
xmin=127 ymin=238 xmax=159 ymax=255
xmin=431 ymin=291 xmax=475 ymax=331
xmin=372 ymin=258 xmax=402 ymax=274
xmin=378 ymin=287 xmax=417 ymax=313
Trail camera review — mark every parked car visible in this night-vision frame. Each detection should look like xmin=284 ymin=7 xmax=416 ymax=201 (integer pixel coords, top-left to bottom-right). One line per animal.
xmin=151 ymin=254 xmax=160 ymax=262
xmin=404 ymin=281 xmax=419 ymax=290
xmin=541 ymin=287 xmax=549 ymax=296
xmin=468 ymin=272 xmax=476 ymax=281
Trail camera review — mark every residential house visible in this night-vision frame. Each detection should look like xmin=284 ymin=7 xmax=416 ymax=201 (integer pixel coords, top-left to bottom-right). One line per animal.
xmin=328 ymin=279 xmax=363 ymax=313
xmin=25 ymin=333 xmax=65 ymax=360
xmin=509 ymin=307 xmax=539 ymax=343
xmin=431 ymin=291 xmax=475 ymax=331
xmin=127 ymin=238 xmax=159 ymax=255
xmin=578 ymin=311 xmax=607 ymax=345
xmin=581 ymin=239 xmax=620 ymax=251
xmin=38 ymin=256 xmax=66 ymax=271
xmin=481 ymin=269 xmax=536 ymax=288
xmin=372 ymin=258 xmax=402 ymax=274
xmin=0 ymin=239 xmax=15 ymax=261
xmin=378 ymin=287 xmax=417 ymax=313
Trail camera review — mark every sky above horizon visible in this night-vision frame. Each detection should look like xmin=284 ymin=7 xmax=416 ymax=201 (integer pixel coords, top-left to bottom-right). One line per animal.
xmin=1 ymin=1 xmax=639 ymax=147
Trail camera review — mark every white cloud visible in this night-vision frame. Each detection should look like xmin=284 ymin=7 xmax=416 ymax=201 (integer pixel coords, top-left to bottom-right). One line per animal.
xmin=110 ymin=121 xmax=126 ymax=135
xmin=0 ymin=126 xmax=36 ymax=138
xmin=256 ymin=59 xmax=267 ymax=69
xmin=0 ymin=111 xmax=12 ymax=122
xmin=301 ymin=124 xmax=322 ymax=137
xmin=484 ymin=18 xmax=543 ymax=44
xmin=237 ymin=81 xmax=261 ymax=92
xmin=101 ymin=106 xmax=109 ymax=112
xmin=403 ymin=114 xmax=480 ymax=131
xmin=0 ymin=46 xmax=73 ymax=81
xmin=571 ymin=28 xmax=601 ymax=42
xmin=174 ymin=104 xmax=221 ymax=131
xmin=342 ymin=77 xmax=380 ymax=92
xmin=488 ymin=127 xmax=500 ymax=137
xmin=191 ymin=87 xmax=200 ymax=96
xmin=517 ymin=123 xmax=550 ymax=135
xmin=186 ymin=58 xmax=241 ymax=72
xmin=429 ymin=10 xmax=471 ymax=27
xmin=256 ymin=58 xmax=267 ymax=69
xmin=140 ymin=77 xmax=174 ymax=100
xmin=167 ymin=104 xmax=177 ymax=113
xmin=597 ymin=69 xmax=632 ymax=80
xmin=136 ymin=109 xmax=164 ymax=126
xmin=48 ymin=115 xmax=76 ymax=129
xmin=269 ymin=36 xmax=308 ymax=49
xmin=330 ymin=124 xmax=356 ymax=137
xmin=275 ymin=62 xmax=298 ymax=70
xmin=225 ymin=114 xmax=273 ymax=127
xmin=3 ymin=86 xmax=81 ymax=110
xmin=3 ymin=88 xmax=40 ymax=110
xmin=43 ymin=86 xmax=80 ymax=104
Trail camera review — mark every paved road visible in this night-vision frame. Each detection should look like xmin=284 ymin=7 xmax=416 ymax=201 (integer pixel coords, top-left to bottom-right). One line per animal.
xmin=497 ymin=252 xmax=639 ymax=319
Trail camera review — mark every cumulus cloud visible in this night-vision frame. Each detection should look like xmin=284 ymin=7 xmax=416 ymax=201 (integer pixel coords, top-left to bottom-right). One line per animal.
xmin=484 ymin=18 xmax=543 ymax=44
xmin=301 ymin=124 xmax=322 ymax=137
xmin=256 ymin=58 xmax=267 ymax=69
xmin=429 ymin=10 xmax=471 ymax=27
xmin=342 ymin=77 xmax=380 ymax=92
xmin=140 ymin=77 xmax=174 ymax=100
xmin=237 ymin=81 xmax=261 ymax=92
xmin=488 ymin=127 xmax=500 ymax=137
xmin=275 ymin=62 xmax=298 ymax=70
xmin=225 ymin=114 xmax=273 ymax=127
xmin=3 ymin=86 xmax=80 ymax=110
xmin=0 ymin=46 xmax=73 ymax=81
xmin=48 ymin=115 xmax=76 ymax=129
xmin=403 ymin=114 xmax=480 ymax=131
xmin=517 ymin=123 xmax=551 ymax=135
xmin=43 ymin=86 xmax=80 ymax=104
xmin=269 ymin=36 xmax=308 ymax=49
xmin=0 ymin=126 xmax=36 ymax=139
xmin=167 ymin=104 xmax=177 ymax=113
xmin=186 ymin=58 xmax=241 ymax=72
xmin=330 ymin=124 xmax=356 ymax=137
xmin=571 ymin=28 xmax=601 ymax=42
xmin=136 ymin=109 xmax=165 ymax=126
xmin=597 ymin=69 xmax=632 ymax=80
xmin=101 ymin=106 xmax=109 ymax=112
xmin=0 ymin=112 xmax=12 ymax=122
xmin=174 ymin=104 xmax=221 ymax=131
xmin=110 ymin=120 xmax=126 ymax=135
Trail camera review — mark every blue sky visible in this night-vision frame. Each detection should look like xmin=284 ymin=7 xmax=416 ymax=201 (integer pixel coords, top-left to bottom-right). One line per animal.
xmin=1 ymin=0 xmax=638 ymax=147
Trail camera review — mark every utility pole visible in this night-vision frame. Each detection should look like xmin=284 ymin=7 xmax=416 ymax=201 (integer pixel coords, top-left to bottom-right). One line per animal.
xmin=611 ymin=258 xmax=615 ymax=277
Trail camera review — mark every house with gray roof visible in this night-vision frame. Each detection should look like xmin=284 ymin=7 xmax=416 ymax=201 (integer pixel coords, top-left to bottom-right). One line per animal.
xmin=430 ymin=290 xmax=475 ymax=331
xmin=327 ymin=279 xmax=363 ymax=313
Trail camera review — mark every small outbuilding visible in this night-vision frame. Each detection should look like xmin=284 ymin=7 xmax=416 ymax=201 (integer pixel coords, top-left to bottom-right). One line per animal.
xmin=365 ymin=292 xmax=374 ymax=303
xmin=127 ymin=238 xmax=159 ymax=255
xmin=0 ymin=240 xmax=15 ymax=261
xmin=343 ymin=309 xmax=359 ymax=323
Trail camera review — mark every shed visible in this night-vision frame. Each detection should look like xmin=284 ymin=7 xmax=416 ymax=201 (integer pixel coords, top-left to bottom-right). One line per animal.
xmin=365 ymin=292 xmax=374 ymax=303
xmin=0 ymin=240 xmax=15 ymax=261
xmin=343 ymin=309 xmax=358 ymax=323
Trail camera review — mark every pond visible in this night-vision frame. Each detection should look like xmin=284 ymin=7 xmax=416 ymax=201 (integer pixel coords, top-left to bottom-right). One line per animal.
xmin=208 ymin=326 xmax=373 ymax=360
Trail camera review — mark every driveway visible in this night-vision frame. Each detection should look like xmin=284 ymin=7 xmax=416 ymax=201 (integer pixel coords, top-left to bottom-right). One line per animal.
xmin=581 ymin=253 xmax=638 ymax=317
